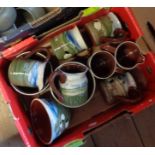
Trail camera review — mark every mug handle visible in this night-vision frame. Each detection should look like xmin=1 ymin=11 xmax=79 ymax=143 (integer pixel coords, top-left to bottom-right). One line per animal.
xmin=49 ymin=71 xmax=67 ymax=102
xmin=100 ymin=43 xmax=116 ymax=54
xmin=22 ymin=47 xmax=51 ymax=62
xmin=115 ymin=67 xmax=124 ymax=74
xmin=114 ymin=87 xmax=143 ymax=104
xmin=100 ymin=28 xmax=130 ymax=45
xmin=137 ymin=55 xmax=145 ymax=64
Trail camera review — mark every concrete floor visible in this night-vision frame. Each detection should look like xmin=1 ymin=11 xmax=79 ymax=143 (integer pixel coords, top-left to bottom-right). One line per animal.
xmin=0 ymin=94 xmax=24 ymax=147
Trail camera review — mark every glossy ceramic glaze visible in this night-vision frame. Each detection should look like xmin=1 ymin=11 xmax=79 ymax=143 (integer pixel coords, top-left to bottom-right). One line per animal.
xmin=49 ymin=62 xmax=89 ymax=108
xmin=51 ymin=26 xmax=87 ymax=60
xmin=30 ymin=98 xmax=70 ymax=145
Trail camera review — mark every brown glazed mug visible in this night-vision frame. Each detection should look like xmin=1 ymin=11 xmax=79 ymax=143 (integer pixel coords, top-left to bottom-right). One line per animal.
xmin=88 ymin=46 xmax=122 ymax=79
xmin=101 ymin=41 xmax=145 ymax=70
xmin=99 ymin=72 xmax=143 ymax=105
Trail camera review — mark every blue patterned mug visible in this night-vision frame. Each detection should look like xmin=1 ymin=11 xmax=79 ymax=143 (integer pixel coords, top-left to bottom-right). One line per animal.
xmin=30 ymin=98 xmax=70 ymax=145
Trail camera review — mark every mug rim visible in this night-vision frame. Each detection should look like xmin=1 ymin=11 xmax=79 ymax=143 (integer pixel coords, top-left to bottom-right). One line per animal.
xmin=88 ymin=51 xmax=117 ymax=79
xmin=114 ymin=40 xmax=143 ymax=70
xmin=50 ymin=61 xmax=96 ymax=108
xmin=9 ymin=51 xmax=52 ymax=96
xmin=58 ymin=61 xmax=89 ymax=75
xmin=30 ymin=98 xmax=53 ymax=145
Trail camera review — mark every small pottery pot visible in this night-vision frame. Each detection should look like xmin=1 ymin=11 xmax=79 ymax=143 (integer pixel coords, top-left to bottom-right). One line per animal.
xmin=8 ymin=48 xmax=52 ymax=96
xmin=49 ymin=61 xmax=96 ymax=108
xmin=0 ymin=7 xmax=17 ymax=32
xmin=30 ymin=98 xmax=70 ymax=145
xmin=51 ymin=26 xmax=87 ymax=60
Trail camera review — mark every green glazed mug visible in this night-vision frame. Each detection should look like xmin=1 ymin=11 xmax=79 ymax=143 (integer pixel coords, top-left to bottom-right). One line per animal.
xmin=51 ymin=26 xmax=87 ymax=60
xmin=49 ymin=62 xmax=90 ymax=108
xmin=8 ymin=47 xmax=52 ymax=96
xmin=85 ymin=12 xmax=122 ymax=45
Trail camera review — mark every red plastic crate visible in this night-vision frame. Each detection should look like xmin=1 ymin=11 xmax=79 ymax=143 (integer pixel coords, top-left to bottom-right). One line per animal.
xmin=0 ymin=7 xmax=153 ymax=147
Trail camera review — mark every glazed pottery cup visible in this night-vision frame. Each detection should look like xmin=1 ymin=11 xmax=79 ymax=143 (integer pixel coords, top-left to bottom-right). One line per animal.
xmin=88 ymin=47 xmax=122 ymax=79
xmin=115 ymin=41 xmax=145 ymax=70
xmin=30 ymin=98 xmax=70 ymax=145
xmin=51 ymin=26 xmax=87 ymax=60
xmin=101 ymin=41 xmax=145 ymax=70
xmin=85 ymin=12 xmax=123 ymax=45
xmin=0 ymin=7 xmax=17 ymax=32
xmin=49 ymin=62 xmax=89 ymax=108
xmin=8 ymin=47 xmax=52 ymax=96
xmin=99 ymin=72 xmax=141 ymax=105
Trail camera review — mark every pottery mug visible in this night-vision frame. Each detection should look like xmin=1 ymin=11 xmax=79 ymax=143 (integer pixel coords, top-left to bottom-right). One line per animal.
xmin=85 ymin=12 xmax=122 ymax=45
xmin=51 ymin=26 xmax=87 ymax=60
xmin=30 ymin=98 xmax=70 ymax=145
xmin=99 ymin=72 xmax=142 ymax=105
xmin=88 ymin=46 xmax=122 ymax=79
xmin=101 ymin=41 xmax=145 ymax=70
xmin=8 ymin=47 xmax=52 ymax=96
xmin=0 ymin=7 xmax=17 ymax=32
xmin=49 ymin=62 xmax=89 ymax=108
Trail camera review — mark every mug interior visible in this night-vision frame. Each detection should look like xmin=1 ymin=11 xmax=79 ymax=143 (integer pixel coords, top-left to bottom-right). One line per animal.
xmin=30 ymin=99 xmax=52 ymax=144
xmin=60 ymin=63 xmax=87 ymax=74
xmin=116 ymin=42 xmax=140 ymax=69
xmin=90 ymin=52 xmax=116 ymax=79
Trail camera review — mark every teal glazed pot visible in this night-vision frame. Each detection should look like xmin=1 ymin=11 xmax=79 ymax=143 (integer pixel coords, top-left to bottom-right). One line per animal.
xmin=30 ymin=98 xmax=70 ymax=145
xmin=0 ymin=7 xmax=17 ymax=32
